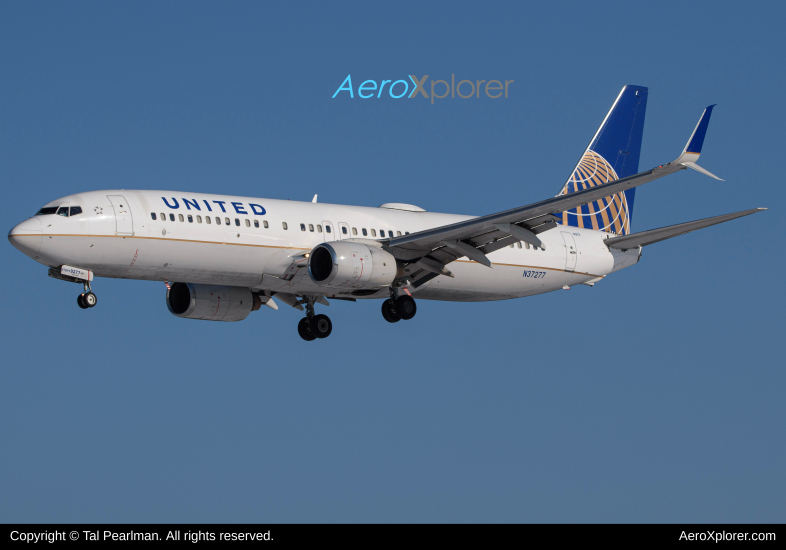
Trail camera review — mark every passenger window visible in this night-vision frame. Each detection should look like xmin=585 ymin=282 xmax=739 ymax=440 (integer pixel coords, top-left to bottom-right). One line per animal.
xmin=517 ymin=242 xmax=522 ymax=249
xmin=327 ymin=225 xmax=332 ymax=233
xmin=380 ymin=230 xmax=386 ymax=237
xmin=341 ymin=226 xmax=348 ymax=235
xmin=57 ymin=207 xmax=69 ymax=217
xmin=187 ymin=215 xmax=193 ymax=223
xmin=170 ymin=214 xmax=175 ymax=222
xmin=206 ymin=216 xmax=211 ymax=224
xmin=70 ymin=207 xmax=82 ymax=216
xmin=151 ymin=213 xmax=157 ymax=220
xmin=405 ymin=231 xmax=410 ymax=235
xmin=525 ymin=242 xmax=530 ymax=249
xmin=178 ymin=214 xmax=184 ymax=222
xmin=282 ymin=222 xmax=288 ymax=230
xmin=370 ymin=229 xmax=376 ymax=237
xmin=309 ymin=224 xmax=314 ymax=232
xmin=362 ymin=228 xmax=368 ymax=236
xmin=216 ymin=217 xmax=221 ymax=225
xmin=396 ymin=231 xmax=401 ymax=236
xmin=160 ymin=213 xmax=165 ymax=221
xmin=225 ymin=217 xmax=230 ymax=225
xmin=352 ymin=227 xmax=358 ymax=235
xmin=197 ymin=215 xmax=202 ymax=223
xmin=263 ymin=220 xmax=269 ymax=228
xmin=316 ymin=224 xmax=322 ymax=233
xmin=254 ymin=220 xmax=259 ymax=228
xmin=234 ymin=218 xmax=239 ymax=226
xmin=245 ymin=219 xmax=250 ymax=227
xmin=300 ymin=223 xmax=306 ymax=231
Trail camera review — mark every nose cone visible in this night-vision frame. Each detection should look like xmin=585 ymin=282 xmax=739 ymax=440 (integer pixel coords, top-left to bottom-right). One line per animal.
xmin=8 ymin=217 xmax=43 ymax=259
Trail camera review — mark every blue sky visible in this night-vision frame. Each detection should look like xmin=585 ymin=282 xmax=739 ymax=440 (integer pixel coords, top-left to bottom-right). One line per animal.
xmin=1 ymin=1 xmax=783 ymax=522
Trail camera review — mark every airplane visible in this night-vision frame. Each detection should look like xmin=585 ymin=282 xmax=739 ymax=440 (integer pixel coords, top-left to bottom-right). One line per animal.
xmin=8 ymin=85 xmax=765 ymax=341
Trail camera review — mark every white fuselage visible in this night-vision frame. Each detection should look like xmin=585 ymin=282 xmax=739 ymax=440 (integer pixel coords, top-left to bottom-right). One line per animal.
xmin=9 ymin=190 xmax=641 ymax=301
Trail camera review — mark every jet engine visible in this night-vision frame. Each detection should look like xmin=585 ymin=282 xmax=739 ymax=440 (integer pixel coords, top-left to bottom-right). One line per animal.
xmin=308 ymin=241 xmax=401 ymax=290
xmin=166 ymin=283 xmax=261 ymax=322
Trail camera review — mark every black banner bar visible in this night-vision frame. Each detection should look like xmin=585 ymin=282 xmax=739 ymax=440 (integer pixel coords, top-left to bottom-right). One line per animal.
xmin=1 ymin=524 xmax=782 ymax=545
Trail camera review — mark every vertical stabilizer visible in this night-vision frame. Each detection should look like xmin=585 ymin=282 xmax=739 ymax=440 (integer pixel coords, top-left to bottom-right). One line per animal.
xmin=557 ymin=85 xmax=648 ymax=235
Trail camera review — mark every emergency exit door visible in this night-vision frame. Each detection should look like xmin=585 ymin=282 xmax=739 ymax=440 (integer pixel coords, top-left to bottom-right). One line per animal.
xmin=337 ymin=222 xmax=350 ymax=239
xmin=322 ymin=221 xmax=336 ymax=242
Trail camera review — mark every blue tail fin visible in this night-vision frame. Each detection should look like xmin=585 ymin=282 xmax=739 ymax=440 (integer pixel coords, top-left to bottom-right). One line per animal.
xmin=557 ymin=85 xmax=648 ymax=235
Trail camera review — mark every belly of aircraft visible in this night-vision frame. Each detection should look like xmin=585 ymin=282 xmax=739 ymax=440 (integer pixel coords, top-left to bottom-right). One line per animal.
xmin=41 ymin=234 xmax=273 ymax=287
xmin=39 ymin=233 xmax=603 ymax=302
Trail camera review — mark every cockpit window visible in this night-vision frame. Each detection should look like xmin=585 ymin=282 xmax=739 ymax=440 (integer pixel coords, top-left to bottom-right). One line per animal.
xmin=57 ymin=207 xmax=70 ymax=217
xmin=36 ymin=207 xmax=59 ymax=216
xmin=70 ymin=206 xmax=82 ymax=216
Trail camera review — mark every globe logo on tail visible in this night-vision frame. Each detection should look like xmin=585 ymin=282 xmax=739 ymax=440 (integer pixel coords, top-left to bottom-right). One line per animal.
xmin=557 ymin=150 xmax=631 ymax=235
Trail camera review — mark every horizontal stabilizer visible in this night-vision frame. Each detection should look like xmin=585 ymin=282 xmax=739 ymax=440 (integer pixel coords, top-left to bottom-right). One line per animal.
xmin=682 ymin=161 xmax=724 ymax=181
xmin=605 ymin=208 xmax=766 ymax=250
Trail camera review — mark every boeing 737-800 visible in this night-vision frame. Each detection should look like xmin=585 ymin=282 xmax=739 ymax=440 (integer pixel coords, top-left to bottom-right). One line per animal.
xmin=8 ymin=86 xmax=765 ymax=340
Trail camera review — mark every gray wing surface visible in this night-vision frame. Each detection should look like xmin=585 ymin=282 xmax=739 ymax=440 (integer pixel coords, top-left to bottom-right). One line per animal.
xmin=386 ymin=160 xmax=688 ymax=270
xmin=384 ymin=106 xmax=737 ymax=286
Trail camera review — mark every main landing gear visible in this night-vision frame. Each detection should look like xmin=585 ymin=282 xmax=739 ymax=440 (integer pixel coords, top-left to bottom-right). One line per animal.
xmin=381 ymin=291 xmax=417 ymax=323
xmin=77 ymin=282 xmax=98 ymax=310
xmin=297 ymin=296 xmax=333 ymax=341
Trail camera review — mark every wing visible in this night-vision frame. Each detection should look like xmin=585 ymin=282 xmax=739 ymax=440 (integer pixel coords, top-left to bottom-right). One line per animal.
xmin=385 ymin=106 xmax=722 ymax=286
xmin=604 ymin=208 xmax=766 ymax=250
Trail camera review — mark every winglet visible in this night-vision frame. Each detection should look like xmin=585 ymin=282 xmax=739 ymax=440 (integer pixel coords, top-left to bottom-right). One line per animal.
xmin=673 ymin=105 xmax=723 ymax=180
xmin=683 ymin=104 xmax=716 ymax=155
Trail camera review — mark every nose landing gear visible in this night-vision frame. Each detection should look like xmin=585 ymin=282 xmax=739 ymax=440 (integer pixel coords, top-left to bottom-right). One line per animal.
xmin=77 ymin=292 xmax=97 ymax=309
xmin=77 ymin=282 xmax=97 ymax=309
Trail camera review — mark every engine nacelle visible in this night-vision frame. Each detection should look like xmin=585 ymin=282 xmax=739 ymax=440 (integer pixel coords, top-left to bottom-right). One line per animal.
xmin=308 ymin=241 xmax=399 ymax=290
xmin=166 ymin=283 xmax=261 ymax=322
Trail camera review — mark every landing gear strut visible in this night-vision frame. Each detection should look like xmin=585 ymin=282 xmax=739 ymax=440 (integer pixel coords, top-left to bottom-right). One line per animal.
xmin=77 ymin=282 xmax=97 ymax=309
xmin=297 ymin=296 xmax=333 ymax=341
xmin=381 ymin=287 xmax=417 ymax=323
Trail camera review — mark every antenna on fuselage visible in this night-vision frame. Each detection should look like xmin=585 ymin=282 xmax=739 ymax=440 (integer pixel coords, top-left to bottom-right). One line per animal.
xmin=312 ymin=194 xmax=318 ymax=203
